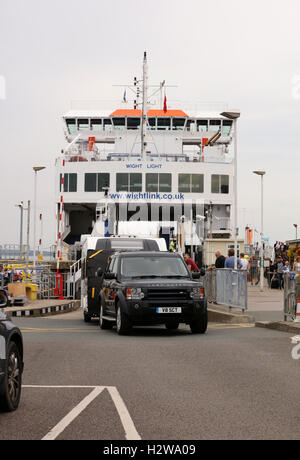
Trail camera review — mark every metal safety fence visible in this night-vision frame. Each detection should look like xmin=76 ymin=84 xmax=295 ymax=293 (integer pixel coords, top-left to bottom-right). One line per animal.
xmin=203 ymin=268 xmax=248 ymax=312
xmin=283 ymin=272 xmax=300 ymax=321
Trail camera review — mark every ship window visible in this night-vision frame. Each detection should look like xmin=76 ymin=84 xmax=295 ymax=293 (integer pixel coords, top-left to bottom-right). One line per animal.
xmin=116 ymin=173 xmax=129 ymax=192
xmin=103 ymin=119 xmax=112 ymax=131
xmin=146 ymin=173 xmax=159 ymax=192
xmin=98 ymin=173 xmax=110 ymax=192
xmin=146 ymin=174 xmax=171 ymax=192
xmin=211 ymin=175 xmax=229 ymax=194
xmin=85 ymin=173 xmax=110 ymax=192
xmin=222 ymin=120 xmax=232 ymax=136
xmin=191 ymin=174 xmax=204 ymax=193
xmin=157 ymin=118 xmax=171 ymax=130
xmin=66 ymin=119 xmax=77 ymax=135
xmin=112 ymin=118 xmax=126 ymax=130
xmin=178 ymin=174 xmax=190 ymax=193
xmin=148 ymin=118 xmax=156 ymax=130
xmin=127 ymin=118 xmax=141 ymax=129
xmin=91 ymin=119 xmax=102 ymax=131
xmin=78 ymin=119 xmax=89 ymax=131
xmin=116 ymin=173 xmax=142 ymax=192
xmin=220 ymin=175 xmax=229 ymax=194
xmin=68 ymin=174 xmax=77 ymax=192
xmin=186 ymin=120 xmax=196 ymax=132
xmin=179 ymin=174 xmax=203 ymax=193
xmin=172 ymin=118 xmax=186 ymax=130
xmin=60 ymin=173 xmax=77 ymax=192
xmin=159 ymin=174 xmax=172 ymax=192
xmin=130 ymin=173 xmax=142 ymax=192
xmin=197 ymin=120 xmax=208 ymax=133
xmin=209 ymin=120 xmax=221 ymax=132
xmin=85 ymin=173 xmax=97 ymax=192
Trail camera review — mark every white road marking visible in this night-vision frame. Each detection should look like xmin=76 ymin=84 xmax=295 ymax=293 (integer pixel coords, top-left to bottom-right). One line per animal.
xmin=42 ymin=386 xmax=105 ymax=440
xmin=107 ymin=386 xmax=141 ymax=440
xmin=22 ymin=385 xmax=142 ymax=440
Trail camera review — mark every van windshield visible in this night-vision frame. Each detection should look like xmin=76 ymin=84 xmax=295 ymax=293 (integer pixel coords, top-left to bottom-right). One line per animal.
xmin=111 ymin=240 xmax=144 ymax=250
xmin=120 ymin=256 xmax=189 ymax=278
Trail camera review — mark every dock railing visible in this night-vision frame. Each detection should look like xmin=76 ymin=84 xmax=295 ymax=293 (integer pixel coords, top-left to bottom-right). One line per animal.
xmin=283 ymin=272 xmax=300 ymax=321
xmin=204 ymin=268 xmax=248 ymax=313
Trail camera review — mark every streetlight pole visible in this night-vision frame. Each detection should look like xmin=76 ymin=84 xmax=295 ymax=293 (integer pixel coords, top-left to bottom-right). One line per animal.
xmin=15 ymin=201 xmax=24 ymax=259
xmin=33 ymin=166 xmax=46 ymax=275
xmin=294 ymin=224 xmax=298 ymax=240
xmin=253 ymin=171 xmax=266 ymax=292
xmin=221 ymin=110 xmax=241 ymax=269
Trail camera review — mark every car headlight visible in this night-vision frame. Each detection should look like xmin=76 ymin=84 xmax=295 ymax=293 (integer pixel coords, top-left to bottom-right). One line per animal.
xmin=190 ymin=287 xmax=205 ymax=300
xmin=126 ymin=288 xmax=145 ymax=300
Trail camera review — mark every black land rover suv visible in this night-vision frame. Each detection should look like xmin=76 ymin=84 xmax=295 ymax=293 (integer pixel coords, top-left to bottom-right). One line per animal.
xmin=99 ymin=252 xmax=207 ymax=335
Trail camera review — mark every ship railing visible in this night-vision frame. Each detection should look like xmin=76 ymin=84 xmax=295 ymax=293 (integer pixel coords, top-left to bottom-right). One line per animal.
xmin=57 ymin=152 xmax=232 ymax=164
xmin=0 ymin=244 xmax=29 ymax=261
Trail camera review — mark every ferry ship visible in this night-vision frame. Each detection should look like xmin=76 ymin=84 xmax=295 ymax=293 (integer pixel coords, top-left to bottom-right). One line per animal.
xmin=55 ymin=53 xmax=235 ymax=259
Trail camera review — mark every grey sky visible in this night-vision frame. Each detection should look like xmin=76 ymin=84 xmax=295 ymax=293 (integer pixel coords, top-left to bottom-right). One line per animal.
xmin=0 ymin=0 xmax=299 ymax=248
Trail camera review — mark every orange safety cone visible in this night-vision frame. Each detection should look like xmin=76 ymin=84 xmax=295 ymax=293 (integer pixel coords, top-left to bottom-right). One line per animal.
xmin=294 ymin=298 xmax=300 ymax=323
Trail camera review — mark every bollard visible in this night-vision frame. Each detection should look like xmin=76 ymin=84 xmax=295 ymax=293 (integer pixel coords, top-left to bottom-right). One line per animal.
xmin=54 ymin=272 xmax=64 ymax=300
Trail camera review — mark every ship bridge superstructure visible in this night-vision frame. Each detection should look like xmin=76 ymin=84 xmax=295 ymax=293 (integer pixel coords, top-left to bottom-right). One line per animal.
xmin=55 ymin=53 xmax=236 ymax=252
xmin=61 ymin=108 xmax=233 ymax=164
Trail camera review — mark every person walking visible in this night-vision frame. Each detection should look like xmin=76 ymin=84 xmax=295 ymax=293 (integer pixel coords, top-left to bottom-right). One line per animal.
xmin=183 ymin=253 xmax=200 ymax=272
xmin=224 ymin=249 xmax=242 ymax=269
xmin=215 ymin=250 xmax=225 ymax=269
xmin=275 ymin=257 xmax=284 ymax=290
xmin=240 ymin=253 xmax=249 ymax=271
xmin=293 ymin=256 xmax=300 ymax=272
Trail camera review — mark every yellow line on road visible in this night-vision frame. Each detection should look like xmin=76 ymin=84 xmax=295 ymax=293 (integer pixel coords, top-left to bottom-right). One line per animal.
xmin=20 ymin=324 xmax=255 ymax=333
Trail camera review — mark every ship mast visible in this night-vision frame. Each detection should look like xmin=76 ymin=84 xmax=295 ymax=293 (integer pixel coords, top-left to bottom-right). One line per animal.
xmin=141 ymin=51 xmax=148 ymax=160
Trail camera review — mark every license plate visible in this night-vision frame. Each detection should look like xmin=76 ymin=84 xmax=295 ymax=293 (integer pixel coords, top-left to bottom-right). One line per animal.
xmin=156 ymin=307 xmax=182 ymax=314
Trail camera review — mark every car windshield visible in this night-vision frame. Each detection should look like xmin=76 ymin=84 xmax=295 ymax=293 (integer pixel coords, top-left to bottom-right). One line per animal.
xmin=120 ymin=256 xmax=189 ymax=278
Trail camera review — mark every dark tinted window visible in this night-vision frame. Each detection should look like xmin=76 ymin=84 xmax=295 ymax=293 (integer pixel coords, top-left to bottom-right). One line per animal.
xmin=130 ymin=173 xmax=142 ymax=192
xmin=116 ymin=173 xmax=129 ymax=192
xmin=61 ymin=173 xmax=77 ymax=192
xmin=85 ymin=173 xmax=97 ymax=192
xmin=172 ymin=118 xmax=186 ymax=130
xmin=127 ymin=118 xmax=141 ymax=129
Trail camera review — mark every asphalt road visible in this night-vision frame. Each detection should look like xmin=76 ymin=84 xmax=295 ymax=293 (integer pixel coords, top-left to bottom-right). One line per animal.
xmin=1 ymin=309 xmax=300 ymax=440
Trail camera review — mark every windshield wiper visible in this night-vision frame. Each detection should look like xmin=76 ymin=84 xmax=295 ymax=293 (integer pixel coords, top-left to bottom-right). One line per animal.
xmin=130 ymin=275 xmax=161 ymax=279
xmin=159 ymin=275 xmax=189 ymax=278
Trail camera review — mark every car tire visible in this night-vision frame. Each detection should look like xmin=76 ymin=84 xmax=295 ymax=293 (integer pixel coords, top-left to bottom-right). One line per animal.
xmin=165 ymin=321 xmax=179 ymax=330
xmin=116 ymin=303 xmax=131 ymax=335
xmin=83 ymin=311 xmax=91 ymax=323
xmin=190 ymin=312 xmax=208 ymax=334
xmin=99 ymin=303 xmax=113 ymax=330
xmin=0 ymin=341 xmax=22 ymax=412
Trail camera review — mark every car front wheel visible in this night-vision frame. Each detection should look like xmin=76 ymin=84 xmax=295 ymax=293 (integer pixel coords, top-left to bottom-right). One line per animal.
xmin=116 ymin=303 xmax=131 ymax=335
xmin=190 ymin=312 xmax=208 ymax=334
xmin=0 ymin=342 xmax=22 ymax=412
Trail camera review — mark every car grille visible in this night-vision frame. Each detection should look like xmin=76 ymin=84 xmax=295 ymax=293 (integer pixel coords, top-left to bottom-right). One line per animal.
xmin=146 ymin=288 xmax=190 ymax=300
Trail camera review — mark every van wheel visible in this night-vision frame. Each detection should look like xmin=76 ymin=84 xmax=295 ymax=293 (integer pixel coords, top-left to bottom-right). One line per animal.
xmin=190 ymin=312 xmax=208 ymax=334
xmin=116 ymin=303 xmax=131 ymax=335
xmin=0 ymin=342 xmax=22 ymax=412
xmin=83 ymin=312 xmax=91 ymax=323
xmin=99 ymin=303 xmax=113 ymax=330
